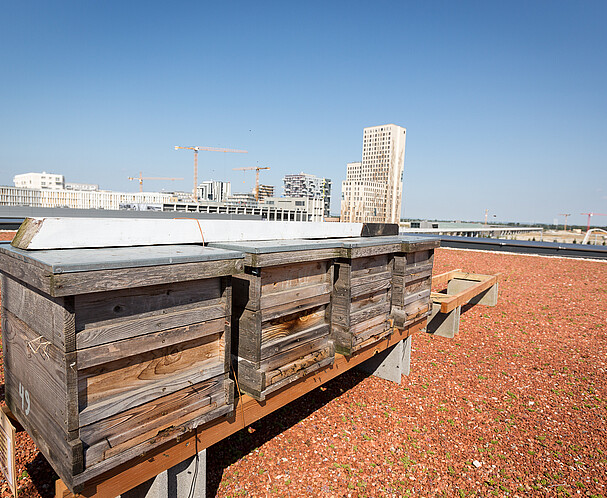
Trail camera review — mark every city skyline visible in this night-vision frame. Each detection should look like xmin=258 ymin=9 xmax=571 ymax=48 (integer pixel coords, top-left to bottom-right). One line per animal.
xmin=1 ymin=1 xmax=606 ymax=226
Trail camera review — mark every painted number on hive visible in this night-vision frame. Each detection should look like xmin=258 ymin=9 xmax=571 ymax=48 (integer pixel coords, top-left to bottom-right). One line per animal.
xmin=19 ymin=383 xmax=30 ymax=416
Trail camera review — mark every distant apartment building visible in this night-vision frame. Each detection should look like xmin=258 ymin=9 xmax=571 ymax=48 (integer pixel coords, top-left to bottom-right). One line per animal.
xmin=198 ymin=180 xmax=231 ymax=203
xmin=0 ymin=185 xmax=173 ymax=210
xmin=13 ymin=172 xmax=65 ymax=190
xmin=283 ymin=172 xmax=331 ymax=218
xmin=257 ymin=184 xmax=274 ymax=201
xmin=341 ymin=124 xmax=406 ymax=224
xmin=65 ymin=182 xmax=99 ymax=191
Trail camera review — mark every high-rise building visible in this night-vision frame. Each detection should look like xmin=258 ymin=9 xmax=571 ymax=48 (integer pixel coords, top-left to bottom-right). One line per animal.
xmin=257 ymin=184 xmax=274 ymax=201
xmin=283 ymin=172 xmax=332 ymax=218
xmin=198 ymin=180 xmax=231 ymax=202
xmin=341 ymin=124 xmax=406 ymax=223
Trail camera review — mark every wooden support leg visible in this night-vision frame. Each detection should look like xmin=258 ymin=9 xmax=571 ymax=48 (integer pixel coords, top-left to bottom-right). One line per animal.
xmin=356 ymin=339 xmax=409 ymax=384
xmin=119 ymin=449 xmax=206 ymax=498
xmin=447 ymin=279 xmax=499 ymax=307
xmin=426 ymin=302 xmax=461 ymax=338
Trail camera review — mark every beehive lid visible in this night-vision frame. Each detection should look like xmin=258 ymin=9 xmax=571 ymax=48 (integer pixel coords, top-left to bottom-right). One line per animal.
xmin=0 ymin=242 xmax=243 ymax=274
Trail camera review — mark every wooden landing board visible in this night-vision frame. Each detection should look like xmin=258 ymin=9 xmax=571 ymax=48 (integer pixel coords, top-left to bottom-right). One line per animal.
xmin=56 ymin=318 xmax=426 ymax=498
xmin=11 ymin=218 xmax=365 ymax=250
xmin=431 ymin=272 xmax=501 ymax=313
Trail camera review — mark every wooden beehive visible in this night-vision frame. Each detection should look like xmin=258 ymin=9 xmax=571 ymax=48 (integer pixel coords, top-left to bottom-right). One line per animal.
xmin=331 ymin=237 xmax=404 ymax=355
xmin=0 ymin=243 xmax=243 ymax=492
xmin=209 ymin=240 xmax=342 ymax=401
xmin=391 ymin=237 xmax=441 ymax=328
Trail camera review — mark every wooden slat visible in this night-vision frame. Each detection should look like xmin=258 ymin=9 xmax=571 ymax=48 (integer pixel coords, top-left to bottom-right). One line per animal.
xmin=74 ymin=279 xmax=222 ymax=331
xmin=81 ymin=376 xmax=228 ymax=467
xmin=64 ymin=319 xmax=426 ymax=497
xmin=77 ymin=318 xmax=226 ymax=370
xmin=259 ymin=282 xmax=331 ymax=310
xmin=430 ymin=269 xmax=461 ymax=289
xmin=50 ymin=259 xmax=243 ymax=297
xmin=431 ymin=274 xmax=499 ymax=313
xmin=248 ymin=248 xmax=340 ymax=267
xmin=260 ymin=261 xmax=329 ymax=294
xmin=261 ymin=306 xmax=327 ymax=345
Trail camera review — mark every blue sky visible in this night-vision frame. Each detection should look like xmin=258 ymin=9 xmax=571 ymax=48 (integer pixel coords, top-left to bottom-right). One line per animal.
xmin=1 ymin=1 xmax=605 ymax=226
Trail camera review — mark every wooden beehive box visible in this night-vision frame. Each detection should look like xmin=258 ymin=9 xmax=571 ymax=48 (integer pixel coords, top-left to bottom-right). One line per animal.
xmin=209 ymin=239 xmax=342 ymax=401
xmin=391 ymin=237 xmax=441 ymax=328
xmin=0 ymin=243 xmax=243 ymax=492
xmin=331 ymin=236 xmax=404 ymax=355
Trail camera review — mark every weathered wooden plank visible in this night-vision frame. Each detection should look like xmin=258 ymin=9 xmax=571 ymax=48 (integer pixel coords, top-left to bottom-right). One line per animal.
xmin=234 ymin=308 xmax=262 ymax=362
xmin=232 ymin=273 xmax=261 ymax=310
xmin=266 ymin=344 xmax=333 ymax=386
xmin=249 ymin=248 xmax=340 ymax=267
xmin=78 ymin=359 xmax=225 ymax=427
xmin=259 ymin=282 xmax=331 ymax=310
xmin=0 ymin=249 xmax=53 ymax=294
xmin=77 ymin=318 xmax=225 ymax=370
xmin=350 ymin=277 xmax=391 ymax=299
xmin=350 ymin=313 xmax=388 ymax=337
xmin=350 ymin=253 xmax=390 ymax=273
xmin=339 ymin=243 xmax=401 ymax=259
xmin=260 ymin=261 xmax=329 ymax=294
xmin=0 ymin=274 xmax=73 ymax=350
xmin=50 ymin=259 xmax=243 ymax=297
xmin=81 ymin=375 xmax=228 ymax=467
xmin=1 ymin=310 xmax=70 ymax=432
xmin=78 ymin=334 xmax=224 ymax=421
xmin=350 ymin=301 xmax=391 ymax=326
xmin=351 ymin=270 xmax=392 ymax=289
xmin=392 ymin=302 xmax=431 ymax=327
xmin=74 ymin=279 xmax=222 ymax=330
xmin=260 ymin=335 xmax=330 ymax=373
xmin=1 ymin=311 xmax=83 ymax=489
xmin=261 ymin=323 xmax=330 ymax=360
xmin=353 ymin=320 xmax=390 ymax=347
xmin=261 ymin=293 xmax=330 ymax=322
xmin=261 ymin=306 xmax=327 ymax=344
xmin=72 ymin=398 xmax=235 ymax=490
xmin=76 ymin=305 xmax=226 ymax=350
xmin=221 ymin=276 xmax=232 ymax=373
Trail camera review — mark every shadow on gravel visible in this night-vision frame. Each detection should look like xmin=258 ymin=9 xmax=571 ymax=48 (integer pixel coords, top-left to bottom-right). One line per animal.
xmin=26 ymin=451 xmax=57 ymax=498
xmin=206 ymin=368 xmax=368 ymax=496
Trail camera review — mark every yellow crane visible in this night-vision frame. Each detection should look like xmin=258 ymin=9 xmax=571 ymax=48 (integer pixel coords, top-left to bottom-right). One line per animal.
xmin=175 ymin=145 xmax=248 ymax=200
xmin=128 ymin=172 xmax=184 ymax=192
xmin=233 ymin=166 xmax=271 ymax=201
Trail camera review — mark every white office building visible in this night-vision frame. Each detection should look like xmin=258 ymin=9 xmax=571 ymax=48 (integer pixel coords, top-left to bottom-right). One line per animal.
xmin=13 ymin=172 xmax=65 ymax=190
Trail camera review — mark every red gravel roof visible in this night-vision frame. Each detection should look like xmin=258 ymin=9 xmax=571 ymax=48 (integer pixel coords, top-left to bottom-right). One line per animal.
xmin=1 ymin=246 xmax=606 ymax=497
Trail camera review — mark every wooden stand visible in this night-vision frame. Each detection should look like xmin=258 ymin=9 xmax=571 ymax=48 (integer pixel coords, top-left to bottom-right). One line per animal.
xmin=55 ymin=318 xmax=426 ymax=498
xmin=428 ymin=270 xmax=500 ymax=337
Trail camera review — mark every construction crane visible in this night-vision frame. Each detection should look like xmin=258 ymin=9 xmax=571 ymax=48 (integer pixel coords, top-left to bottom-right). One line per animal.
xmin=127 ymin=172 xmax=184 ymax=193
xmin=558 ymin=213 xmax=571 ymax=231
xmin=233 ymin=166 xmax=271 ymax=201
xmin=175 ymin=146 xmax=248 ymax=200
xmin=581 ymin=212 xmax=607 ymax=232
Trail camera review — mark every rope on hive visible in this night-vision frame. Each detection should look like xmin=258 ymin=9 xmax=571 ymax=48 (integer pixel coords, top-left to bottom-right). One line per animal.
xmin=27 ymin=336 xmax=51 ymax=360
xmin=173 ymin=217 xmax=205 ymax=245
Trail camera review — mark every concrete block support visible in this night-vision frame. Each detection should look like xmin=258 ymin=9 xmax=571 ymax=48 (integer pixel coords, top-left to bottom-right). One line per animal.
xmin=426 ymin=302 xmax=461 ymax=338
xmin=120 ymin=449 xmax=206 ymax=498
xmin=357 ymin=337 xmax=411 ymax=384
xmin=447 ymin=279 xmax=499 ymax=307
